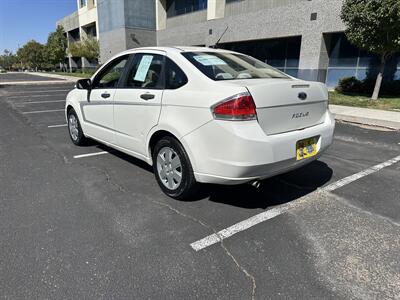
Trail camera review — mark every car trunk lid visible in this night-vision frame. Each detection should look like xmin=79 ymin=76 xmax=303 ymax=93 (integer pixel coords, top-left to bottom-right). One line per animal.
xmin=223 ymin=79 xmax=328 ymax=135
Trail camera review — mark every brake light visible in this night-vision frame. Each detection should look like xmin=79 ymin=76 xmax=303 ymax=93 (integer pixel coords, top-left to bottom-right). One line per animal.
xmin=212 ymin=92 xmax=257 ymax=121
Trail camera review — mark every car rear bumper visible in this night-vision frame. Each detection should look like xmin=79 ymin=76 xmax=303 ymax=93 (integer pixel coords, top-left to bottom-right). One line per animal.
xmin=183 ymin=111 xmax=335 ymax=185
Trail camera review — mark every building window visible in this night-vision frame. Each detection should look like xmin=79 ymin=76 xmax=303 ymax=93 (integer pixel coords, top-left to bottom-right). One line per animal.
xmin=83 ymin=23 xmax=97 ymax=38
xmin=326 ymin=33 xmax=400 ymax=87
xmin=69 ymin=28 xmax=80 ymax=43
xmin=79 ymin=0 xmax=87 ymax=8
xmin=220 ymin=36 xmax=301 ymax=78
xmin=166 ymin=0 xmax=207 ymax=18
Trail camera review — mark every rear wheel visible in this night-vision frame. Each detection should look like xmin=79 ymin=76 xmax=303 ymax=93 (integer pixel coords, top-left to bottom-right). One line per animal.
xmin=153 ymin=136 xmax=199 ymax=199
xmin=67 ymin=109 xmax=87 ymax=146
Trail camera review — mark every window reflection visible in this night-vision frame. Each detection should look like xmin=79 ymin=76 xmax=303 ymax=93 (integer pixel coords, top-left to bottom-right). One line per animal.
xmin=326 ymin=33 xmax=400 ymax=87
xmin=326 ymin=69 xmax=356 ymax=88
xmin=166 ymin=0 xmax=207 ymax=17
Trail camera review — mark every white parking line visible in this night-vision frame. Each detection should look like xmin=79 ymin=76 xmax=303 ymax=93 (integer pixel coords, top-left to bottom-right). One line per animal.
xmin=191 ymin=206 xmax=290 ymax=251
xmin=190 ymin=154 xmax=400 ymax=251
xmin=22 ymin=109 xmax=64 ymax=114
xmin=48 ymin=124 xmax=67 ymax=128
xmin=322 ymin=155 xmax=400 ymax=192
xmin=73 ymin=151 xmax=109 ymax=159
xmin=20 ymin=100 xmax=65 ymax=104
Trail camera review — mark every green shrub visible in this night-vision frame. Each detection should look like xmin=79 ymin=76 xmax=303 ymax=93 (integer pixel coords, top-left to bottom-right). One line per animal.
xmin=336 ymin=77 xmax=400 ymax=96
xmin=336 ymin=77 xmax=362 ymax=93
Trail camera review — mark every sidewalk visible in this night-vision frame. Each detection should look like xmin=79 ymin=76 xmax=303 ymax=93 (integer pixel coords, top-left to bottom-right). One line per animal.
xmin=330 ymin=105 xmax=400 ymax=130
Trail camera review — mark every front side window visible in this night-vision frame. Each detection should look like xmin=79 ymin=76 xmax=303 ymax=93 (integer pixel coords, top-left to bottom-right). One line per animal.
xmin=182 ymin=51 xmax=289 ymax=81
xmin=92 ymin=56 xmax=129 ymax=89
xmin=125 ymin=54 xmax=164 ymax=89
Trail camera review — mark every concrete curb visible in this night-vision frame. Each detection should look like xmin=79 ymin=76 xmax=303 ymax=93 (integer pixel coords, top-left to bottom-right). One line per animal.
xmin=26 ymin=72 xmax=78 ymax=82
xmin=330 ymin=105 xmax=400 ymax=130
xmin=333 ymin=114 xmax=400 ymax=130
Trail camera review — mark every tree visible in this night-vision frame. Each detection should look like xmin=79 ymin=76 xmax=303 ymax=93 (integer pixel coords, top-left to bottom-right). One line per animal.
xmin=69 ymin=37 xmax=99 ymax=71
xmin=17 ymin=40 xmax=46 ymax=71
xmin=46 ymin=25 xmax=67 ymax=70
xmin=81 ymin=37 xmax=100 ymax=62
xmin=341 ymin=0 xmax=400 ymax=100
xmin=0 ymin=49 xmax=16 ymax=70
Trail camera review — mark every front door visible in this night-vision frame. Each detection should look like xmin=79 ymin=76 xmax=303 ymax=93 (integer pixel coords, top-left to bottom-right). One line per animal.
xmin=113 ymin=52 xmax=165 ymax=157
xmin=82 ymin=55 xmax=130 ymax=143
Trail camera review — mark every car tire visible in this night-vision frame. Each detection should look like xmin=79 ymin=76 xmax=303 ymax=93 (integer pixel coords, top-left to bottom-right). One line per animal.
xmin=153 ymin=136 xmax=199 ymax=200
xmin=67 ymin=108 xmax=87 ymax=146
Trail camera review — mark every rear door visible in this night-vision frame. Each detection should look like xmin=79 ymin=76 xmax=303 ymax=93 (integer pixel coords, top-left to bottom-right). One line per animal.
xmin=82 ymin=55 xmax=130 ymax=143
xmin=113 ymin=51 xmax=165 ymax=156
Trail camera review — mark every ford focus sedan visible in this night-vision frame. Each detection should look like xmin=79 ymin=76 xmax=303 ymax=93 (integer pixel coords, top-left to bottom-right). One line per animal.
xmin=65 ymin=46 xmax=335 ymax=199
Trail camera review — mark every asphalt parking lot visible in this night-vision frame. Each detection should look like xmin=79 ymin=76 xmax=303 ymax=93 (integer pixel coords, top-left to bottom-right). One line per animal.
xmin=0 ymin=72 xmax=62 ymax=83
xmin=0 ymin=73 xmax=399 ymax=299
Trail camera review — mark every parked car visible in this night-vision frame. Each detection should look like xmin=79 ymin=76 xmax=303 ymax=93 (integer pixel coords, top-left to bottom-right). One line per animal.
xmin=65 ymin=46 xmax=335 ymax=199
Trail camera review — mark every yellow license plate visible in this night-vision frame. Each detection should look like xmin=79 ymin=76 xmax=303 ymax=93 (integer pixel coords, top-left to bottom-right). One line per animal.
xmin=296 ymin=137 xmax=318 ymax=161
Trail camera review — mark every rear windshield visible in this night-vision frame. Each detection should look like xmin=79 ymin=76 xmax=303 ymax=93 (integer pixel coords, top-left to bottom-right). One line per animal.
xmin=181 ymin=51 xmax=289 ymax=81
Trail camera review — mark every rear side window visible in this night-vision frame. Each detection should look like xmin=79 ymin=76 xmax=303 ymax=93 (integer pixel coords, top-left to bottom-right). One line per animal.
xmin=165 ymin=58 xmax=188 ymax=89
xmin=125 ymin=54 xmax=164 ymax=89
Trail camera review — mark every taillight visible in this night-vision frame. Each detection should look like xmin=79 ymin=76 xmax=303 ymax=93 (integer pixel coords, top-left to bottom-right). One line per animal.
xmin=212 ymin=92 xmax=257 ymax=121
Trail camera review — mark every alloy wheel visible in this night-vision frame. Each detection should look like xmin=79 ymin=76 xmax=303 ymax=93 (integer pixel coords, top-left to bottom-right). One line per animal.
xmin=156 ymin=146 xmax=182 ymax=190
xmin=68 ymin=114 xmax=79 ymax=141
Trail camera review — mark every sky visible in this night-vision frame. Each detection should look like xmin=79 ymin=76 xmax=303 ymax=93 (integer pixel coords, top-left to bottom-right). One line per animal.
xmin=0 ymin=0 xmax=77 ymax=54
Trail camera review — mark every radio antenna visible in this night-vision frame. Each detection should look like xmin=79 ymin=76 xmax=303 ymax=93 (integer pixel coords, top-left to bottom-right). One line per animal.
xmin=211 ymin=26 xmax=229 ymax=49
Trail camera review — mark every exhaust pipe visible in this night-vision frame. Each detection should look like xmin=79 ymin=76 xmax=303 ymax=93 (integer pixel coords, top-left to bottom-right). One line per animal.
xmin=249 ymin=180 xmax=261 ymax=189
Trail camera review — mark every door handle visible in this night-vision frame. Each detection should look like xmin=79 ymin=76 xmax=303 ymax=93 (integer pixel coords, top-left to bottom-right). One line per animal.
xmin=101 ymin=92 xmax=111 ymax=99
xmin=140 ymin=93 xmax=155 ymax=101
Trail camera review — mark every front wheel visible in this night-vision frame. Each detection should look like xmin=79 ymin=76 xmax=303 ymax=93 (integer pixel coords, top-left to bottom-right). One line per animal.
xmin=67 ymin=109 xmax=88 ymax=146
xmin=153 ymin=136 xmax=199 ymax=199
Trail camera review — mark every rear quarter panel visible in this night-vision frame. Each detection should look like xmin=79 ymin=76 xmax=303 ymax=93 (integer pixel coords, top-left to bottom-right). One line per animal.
xmin=146 ymin=51 xmax=247 ymax=167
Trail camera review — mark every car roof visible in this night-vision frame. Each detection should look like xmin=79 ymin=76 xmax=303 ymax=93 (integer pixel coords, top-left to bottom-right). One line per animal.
xmin=118 ymin=46 xmax=233 ymax=55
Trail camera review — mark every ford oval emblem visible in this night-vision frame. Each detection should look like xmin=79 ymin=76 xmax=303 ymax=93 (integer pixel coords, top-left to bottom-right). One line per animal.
xmin=298 ymin=92 xmax=307 ymax=100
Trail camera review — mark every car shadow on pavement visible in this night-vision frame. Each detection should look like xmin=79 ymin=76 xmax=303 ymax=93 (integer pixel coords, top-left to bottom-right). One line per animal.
xmin=201 ymin=160 xmax=333 ymax=209
xmin=97 ymin=143 xmax=332 ymax=210
xmin=97 ymin=143 xmax=154 ymax=172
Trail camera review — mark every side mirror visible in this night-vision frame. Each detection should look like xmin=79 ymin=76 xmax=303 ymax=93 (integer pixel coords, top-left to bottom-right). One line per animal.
xmin=76 ymin=78 xmax=92 ymax=90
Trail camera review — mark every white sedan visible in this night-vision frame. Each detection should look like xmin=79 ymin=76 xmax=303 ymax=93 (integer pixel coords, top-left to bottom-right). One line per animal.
xmin=65 ymin=46 xmax=335 ymax=199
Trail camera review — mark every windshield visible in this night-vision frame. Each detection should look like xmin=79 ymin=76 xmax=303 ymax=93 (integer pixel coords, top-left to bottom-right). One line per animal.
xmin=181 ymin=51 xmax=289 ymax=81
